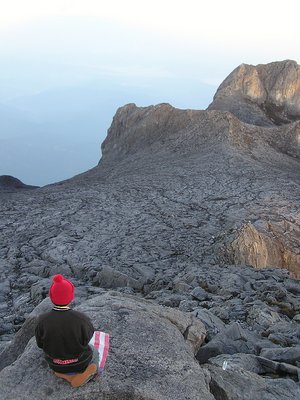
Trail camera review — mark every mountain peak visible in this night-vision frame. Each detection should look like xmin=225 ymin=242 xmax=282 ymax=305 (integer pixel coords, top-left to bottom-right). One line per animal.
xmin=208 ymin=59 xmax=300 ymax=126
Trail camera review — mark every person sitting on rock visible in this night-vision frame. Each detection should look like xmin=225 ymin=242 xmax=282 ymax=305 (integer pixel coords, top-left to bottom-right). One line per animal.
xmin=35 ymin=274 xmax=97 ymax=388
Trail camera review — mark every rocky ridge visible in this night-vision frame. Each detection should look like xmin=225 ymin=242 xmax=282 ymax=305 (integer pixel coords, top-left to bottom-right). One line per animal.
xmin=0 ymin=60 xmax=300 ymax=399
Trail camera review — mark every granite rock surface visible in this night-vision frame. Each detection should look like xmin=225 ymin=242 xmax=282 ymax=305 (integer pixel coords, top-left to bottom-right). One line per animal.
xmin=0 ymin=292 xmax=213 ymax=400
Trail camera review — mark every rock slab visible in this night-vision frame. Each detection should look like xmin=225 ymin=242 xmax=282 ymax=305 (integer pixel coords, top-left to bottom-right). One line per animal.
xmin=0 ymin=292 xmax=213 ymax=400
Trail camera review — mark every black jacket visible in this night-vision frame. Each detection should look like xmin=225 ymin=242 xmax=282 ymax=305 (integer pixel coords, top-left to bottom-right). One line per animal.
xmin=35 ymin=307 xmax=94 ymax=373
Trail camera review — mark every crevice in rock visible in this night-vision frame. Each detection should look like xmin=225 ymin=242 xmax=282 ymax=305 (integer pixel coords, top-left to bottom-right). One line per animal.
xmin=260 ymin=101 xmax=300 ymax=125
xmin=209 ymin=377 xmax=229 ymax=400
xmin=182 ymin=323 xmax=192 ymax=340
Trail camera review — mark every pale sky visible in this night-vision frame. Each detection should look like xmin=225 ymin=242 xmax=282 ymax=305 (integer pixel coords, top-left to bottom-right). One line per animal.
xmin=0 ymin=0 xmax=299 ymax=95
xmin=1 ymin=0 xmax=299 ymax=58
xmin=0 ymin=0 xmax=299 ymax=185
xmin=1 ymin=0 xmax=299 ymax=44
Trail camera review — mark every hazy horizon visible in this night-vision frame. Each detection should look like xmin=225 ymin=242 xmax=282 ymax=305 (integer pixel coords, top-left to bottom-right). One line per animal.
xmin=1 ymin=1 xmax=299 ymax=186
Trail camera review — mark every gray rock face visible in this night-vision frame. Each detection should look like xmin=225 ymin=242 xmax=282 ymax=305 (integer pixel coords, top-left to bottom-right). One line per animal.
xmin=0 ymin=60 xmax=300 ymax=399
xmin=208 ymin=60 xmax=300 ymax=126
xmin=260 ymin=346 xmax=300 ymax=366
xmin=231 ymin=222 xmax=300 ymax=278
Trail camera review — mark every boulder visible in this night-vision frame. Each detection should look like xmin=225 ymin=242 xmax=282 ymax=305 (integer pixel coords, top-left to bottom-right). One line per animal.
xmin=191 ymin=286 xmax=211 ymax=301
xmin=260 ymin=346 xmax=300 ymax=366
xmin=0 ymin=292 xmax=214 ymax=400
xmin=193 ymin=308 xmax=226 ymax=340
xmin=206 ymin=353 xmax=300 ymax=400
xmin=246 ymin=301 xmax=283 ymax=332
xmin=92 ymin=265 xmax=144 ymax=290
xmin=208 ymin=353 xmax=300 ymax=378
xmin=196 ymin=322 xmax=276 ymax=364
xmin=263 ymin=320 xmax=300 ymax=346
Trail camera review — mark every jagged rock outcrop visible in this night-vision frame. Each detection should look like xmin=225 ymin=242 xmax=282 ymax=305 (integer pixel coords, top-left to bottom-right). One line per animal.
xmin=208 ymin=60 xmax=300 ymax=126
xmin=0 ymin=60 xmax=300 ymax=399
xmin=231 ymin=222 xmax=300 ymax=278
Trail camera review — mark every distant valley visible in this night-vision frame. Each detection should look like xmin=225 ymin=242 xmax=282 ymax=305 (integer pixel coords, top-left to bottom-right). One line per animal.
xmin=0 ymin=79 xmax=216 ymax=185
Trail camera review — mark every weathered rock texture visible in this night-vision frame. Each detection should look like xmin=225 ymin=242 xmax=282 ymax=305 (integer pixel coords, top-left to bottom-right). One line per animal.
xmin=231 ymin=222 xmax=300 ymax=278
xmin=207 ymin=353 xmax=300 ymax=400
xmin=0 ymin=292 xmax=214 ymax=400
xmin=0 ymin=60 xmax=300 ymax=399
xmin=208 ymin=60 xmax=300 ymax=126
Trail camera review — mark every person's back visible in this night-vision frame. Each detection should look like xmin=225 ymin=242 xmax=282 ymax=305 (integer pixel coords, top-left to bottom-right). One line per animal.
xmin=35 ymin=274 xmax=97 ymax=387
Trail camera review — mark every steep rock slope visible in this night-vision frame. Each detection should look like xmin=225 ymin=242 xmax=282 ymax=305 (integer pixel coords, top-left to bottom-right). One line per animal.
xmin=96 ymin=101 xmax=300 ymax=277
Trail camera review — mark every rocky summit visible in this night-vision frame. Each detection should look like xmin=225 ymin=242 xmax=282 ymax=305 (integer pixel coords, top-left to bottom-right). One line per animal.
xmin=0 ymin=60 xmax=300 ymax=400
xmin=208 ymin=59 xmax=300 ymax=126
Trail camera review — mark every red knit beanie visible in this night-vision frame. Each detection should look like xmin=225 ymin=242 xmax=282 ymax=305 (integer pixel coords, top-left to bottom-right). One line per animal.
xmin=49 ymin=274 xmax=74 ymax=305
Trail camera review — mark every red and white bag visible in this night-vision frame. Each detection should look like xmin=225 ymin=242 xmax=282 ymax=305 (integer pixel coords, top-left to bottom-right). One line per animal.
xmin=89 ymin=331 xmax=110 ymax=372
